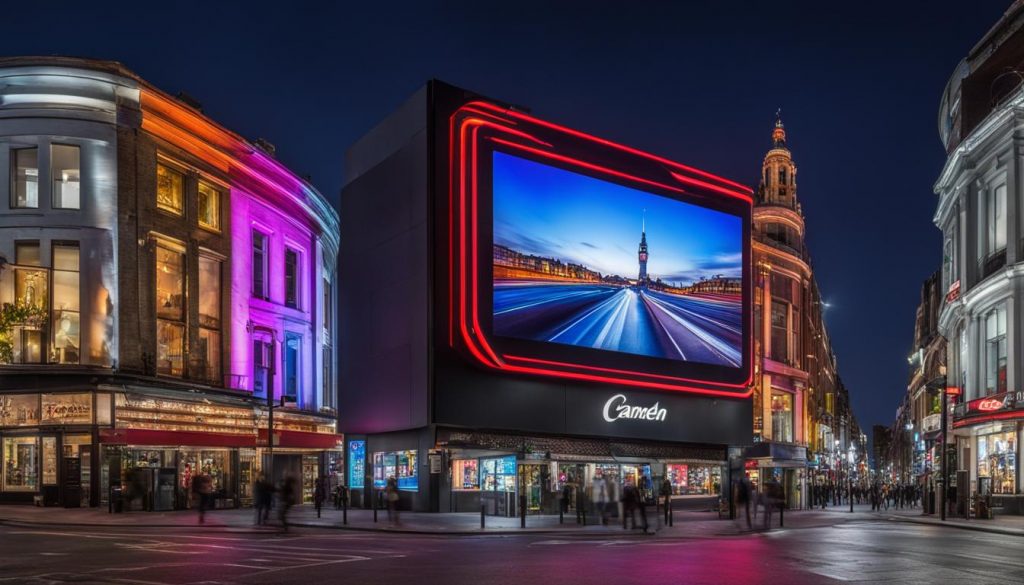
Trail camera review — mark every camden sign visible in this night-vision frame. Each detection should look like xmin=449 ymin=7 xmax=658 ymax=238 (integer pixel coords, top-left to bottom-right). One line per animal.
xmin=602 ymin=394 xmax=667 ymax=423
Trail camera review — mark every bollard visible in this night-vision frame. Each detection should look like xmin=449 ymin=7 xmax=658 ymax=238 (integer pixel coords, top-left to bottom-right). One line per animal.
xmin=519 ymin=495 xmax=526 ymax=528
xmin=373 ymin=491 xmax=378 ymax=523
xmin=343 ymin=497 xmax=348 ymax=525
xmin=779 ymin=503 xmax=784 ymax=528
xmin=559 ymin=504 xmax=564 ymax=524
xmin=664 ymin=495 xmax=670 ymax=524
xmin=481 ymin=504 xmax=486 ymax=529
xmin=669 ymin=502 xmax=674 ymax=527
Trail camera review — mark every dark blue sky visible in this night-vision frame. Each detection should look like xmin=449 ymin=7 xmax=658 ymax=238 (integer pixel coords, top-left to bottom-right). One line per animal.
xmin=493 ymin=151 xmax=742 ymax=284
xmin=2 ymin=0 xmax=1012 ymax=433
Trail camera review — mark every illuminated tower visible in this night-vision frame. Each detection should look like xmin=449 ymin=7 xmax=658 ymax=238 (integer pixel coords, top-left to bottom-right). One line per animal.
xmin=757 ymin=110 xmax=798 ymax=208
xmin=638 ymin=210 xmax=648 ymax=286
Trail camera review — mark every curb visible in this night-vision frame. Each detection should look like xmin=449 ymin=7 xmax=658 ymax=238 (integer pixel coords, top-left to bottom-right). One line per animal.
xmin=886 ymin=514 xmax=1024 ymax=537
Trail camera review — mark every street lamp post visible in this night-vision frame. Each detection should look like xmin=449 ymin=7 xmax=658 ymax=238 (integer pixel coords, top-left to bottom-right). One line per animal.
xmin=848 ymin=445 xmax=855 ymax=513
xmin=925 ymin=364 xmax=949 ymax=521
xmin=939 ymin=365 xmax=948 ymax=522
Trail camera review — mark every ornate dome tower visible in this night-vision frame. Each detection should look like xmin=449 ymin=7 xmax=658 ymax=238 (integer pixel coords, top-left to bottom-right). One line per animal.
xmin=758 ymin=111 xmax=799 ymax=210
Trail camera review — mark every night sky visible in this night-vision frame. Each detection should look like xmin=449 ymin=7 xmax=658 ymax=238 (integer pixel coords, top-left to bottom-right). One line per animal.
xmin=2 ymin=1 xmax=1013 ymax=435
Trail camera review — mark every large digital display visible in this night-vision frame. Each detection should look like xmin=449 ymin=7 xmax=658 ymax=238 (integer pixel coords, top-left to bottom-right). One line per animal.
xmin=446 ymin=99 xmax=752 ymax=395
xmin=492 ymin=152 xmax=743 ymax=368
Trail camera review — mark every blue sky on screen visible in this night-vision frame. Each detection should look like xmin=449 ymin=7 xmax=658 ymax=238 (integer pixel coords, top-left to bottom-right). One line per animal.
xmin=492 ymin=151 xmax=742 ymax=287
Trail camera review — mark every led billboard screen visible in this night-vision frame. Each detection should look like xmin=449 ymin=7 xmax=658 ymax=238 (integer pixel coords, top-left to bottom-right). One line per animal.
xmin=492 ymin=151 xmax=743 ymax=368
xmin=446 ymin=100 xmax=753 ymax=395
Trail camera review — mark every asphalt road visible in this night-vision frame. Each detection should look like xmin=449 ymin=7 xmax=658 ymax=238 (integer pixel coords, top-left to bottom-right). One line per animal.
xmin=1 ymin=518 xmax=1021 ymax=585
xmin=493 ymin=282 xmax=741 ymax=366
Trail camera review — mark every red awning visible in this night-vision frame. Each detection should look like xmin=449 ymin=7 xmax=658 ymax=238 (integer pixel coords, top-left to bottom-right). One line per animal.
xmin=258 ymin=429 xmax=344 ymax=449
xmin=100 ymin=428 xmax=256 ymax=448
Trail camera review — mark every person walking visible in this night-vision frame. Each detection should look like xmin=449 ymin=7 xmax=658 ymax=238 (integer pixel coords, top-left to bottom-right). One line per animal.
xmin=736 ymin=476 xmax=752 ymax=530
xmin=193 ymin=473 xmax=214 ymax=525
xmin=253 ymin=474 xmax=271 ymax=525
xmin=386 ymin=476 xmax=401 ymax=526
xmin=314 ymin=477 xmax=326 ymax=519
xmin=278 ymin=475 xmax=296 ymax=533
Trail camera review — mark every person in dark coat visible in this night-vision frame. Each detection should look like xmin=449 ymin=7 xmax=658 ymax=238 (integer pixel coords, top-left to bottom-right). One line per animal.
xmin=278 ymin=475 xmax=296 ymax=532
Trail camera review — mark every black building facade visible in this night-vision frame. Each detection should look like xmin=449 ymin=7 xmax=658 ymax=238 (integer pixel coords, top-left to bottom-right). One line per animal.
xmin=339 ymin=82 xmax=753 ymax=515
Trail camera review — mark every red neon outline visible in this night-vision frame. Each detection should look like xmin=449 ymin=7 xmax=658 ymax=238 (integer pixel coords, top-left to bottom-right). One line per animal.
xmin=954 ymin=410 xmax=1024 ymax=428
xmin=464 ymin=100 xmax=754 ymax=199
xmin=505 ymin=355 xmax=753 ymax=390
xmin=448 ymin=105 xmax=753 ymax=396
xmin=489 ymin=138 xmax=688 ymax=196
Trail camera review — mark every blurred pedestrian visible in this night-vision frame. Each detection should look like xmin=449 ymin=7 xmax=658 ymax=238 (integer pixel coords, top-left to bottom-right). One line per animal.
xmin=278 ymin=475 xmax=296 ymax=532
xmin=254 ymin=474 xmax=272 ymax=525
xmin=386 ymin=476 xmax=401 ymax=525
xmin=314 ymin=477 xmax=326 ymax=519
xmin=192 ymin=473 xmax=213 ymax=525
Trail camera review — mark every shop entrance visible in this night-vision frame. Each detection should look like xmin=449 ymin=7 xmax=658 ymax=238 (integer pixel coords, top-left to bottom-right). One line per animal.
xmin=62 ymin=434 xmax=92 ymax=508
xmin=518 ymin=463 xmax=550 ymax=514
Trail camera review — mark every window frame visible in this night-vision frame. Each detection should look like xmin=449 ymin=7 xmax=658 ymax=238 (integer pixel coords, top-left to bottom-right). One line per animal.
xmin=197 ymin=180 xmax=222 ymax=233
xmin=252 ymin=231 xmax=269 ymax=300
xmin=50 ymin=143 xmax=82 ymax=210
xmin=50 ymin=241 xmax=81 ymax=365
xmin=197 ymin=254 xmax=222 ymax=384
xmin=155 ymin=162 xmax=185 ymax=216
xmin=984 ymin=304 xmax=1007 ymax=396
xmin=284 ymin=333 xmax=301 ymax=401
xmin=11 ymin=147 xmax=40 ymax=209
xmin=284 ymin=248 xmax=300 ymax=309
xmin=154 ymin=241 xmax=187 ymax=377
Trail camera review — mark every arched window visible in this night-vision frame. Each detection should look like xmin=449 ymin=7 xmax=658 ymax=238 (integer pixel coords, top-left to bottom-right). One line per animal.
xmin=779 ymin=167 xmax=787 ymax=185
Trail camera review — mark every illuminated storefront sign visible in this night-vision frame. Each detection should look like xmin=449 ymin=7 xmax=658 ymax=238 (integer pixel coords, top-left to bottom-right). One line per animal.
xmin=602 ymin=394 xmax=667 ymax=422
xmin=348 ymin=440 xmax=366 ymax=489
xmin=955 ymin=391 xmax=1024 ymax=428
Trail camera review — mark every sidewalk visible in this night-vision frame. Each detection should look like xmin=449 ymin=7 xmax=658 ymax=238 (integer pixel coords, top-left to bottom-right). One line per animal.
xmin=814 ymin=502 xmax=1024 ymax=537
xmin=0 ymin=503 xmax=866 ymax=537
xmin=879 ymin=505 xmax=1024 ymax=537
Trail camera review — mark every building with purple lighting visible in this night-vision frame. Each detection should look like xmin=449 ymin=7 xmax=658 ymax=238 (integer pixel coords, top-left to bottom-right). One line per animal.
xmin=0 ymin=57 xmax=341 ymax=510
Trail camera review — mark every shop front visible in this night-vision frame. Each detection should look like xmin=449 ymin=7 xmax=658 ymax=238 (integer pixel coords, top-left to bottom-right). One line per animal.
xmin=3 ymin=385 xmax=347 ymax=512
xmin=0 ymin=391 xmax=108 ymax=507
xmin=436 ymin=430 xmax=727 ymax=517
xmin=953 ymin=391 xmax=1024 ymax=514
xmin=744 ymin=442 xmax=807 ymax=509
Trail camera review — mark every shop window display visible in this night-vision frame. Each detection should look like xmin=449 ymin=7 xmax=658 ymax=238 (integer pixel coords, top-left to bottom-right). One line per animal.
xmin=0 ymin=394 xmax=40 ymax=427
xmin=666 ymin=463 xmax=722 ymax=495
xmin=452 ymin=459 xmax=479 ymax=490
xmin=977 ymin=431 xmax=1016 ymax=495
xmin=3 ymin=436 xmax=39 ymax=491
xmin=480 ymin=456 xmax=516 ymax=492
xmin=180 ymin=449 xmax=230 ymax=499
xmin=372 ymin=450 xmax=418 ymax=491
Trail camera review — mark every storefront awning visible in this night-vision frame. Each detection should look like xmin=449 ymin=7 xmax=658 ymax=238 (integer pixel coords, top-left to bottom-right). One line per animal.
xmin=100 ymin=428 xmax=255 ymax=448
xmin=258 ymin=429 xmax=343 ymax=449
